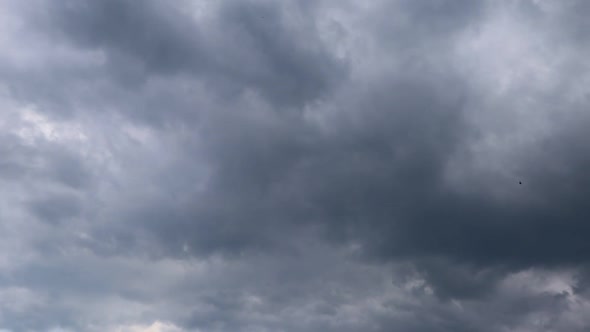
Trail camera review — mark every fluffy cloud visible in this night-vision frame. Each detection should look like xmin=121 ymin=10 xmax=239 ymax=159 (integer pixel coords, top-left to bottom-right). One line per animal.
xmin=1 ymin=0 xmax=590 ymax=331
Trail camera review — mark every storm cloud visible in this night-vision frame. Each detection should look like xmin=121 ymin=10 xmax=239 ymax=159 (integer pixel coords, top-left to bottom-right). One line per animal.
xmin=1 ymin=0 xmax=590 ymax=331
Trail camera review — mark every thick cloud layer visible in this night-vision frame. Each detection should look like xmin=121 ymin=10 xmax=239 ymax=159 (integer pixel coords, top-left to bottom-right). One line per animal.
xmin=1 ymin=0 xmax=590 ymax=331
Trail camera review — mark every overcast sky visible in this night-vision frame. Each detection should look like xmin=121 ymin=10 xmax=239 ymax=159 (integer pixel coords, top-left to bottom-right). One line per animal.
xmin=1 ymin=0 xmax=590 ymax=331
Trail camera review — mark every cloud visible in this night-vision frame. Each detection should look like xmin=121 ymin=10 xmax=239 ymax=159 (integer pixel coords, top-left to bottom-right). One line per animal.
xmin=116 ymin=321 xmax=185 ymax=332
xmin=1 ymin=0 xmax=590 ymax=331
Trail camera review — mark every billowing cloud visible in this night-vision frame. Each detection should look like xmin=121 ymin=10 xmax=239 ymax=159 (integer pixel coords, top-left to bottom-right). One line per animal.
xmin=1 ymin=0 xmax=590 ymax=331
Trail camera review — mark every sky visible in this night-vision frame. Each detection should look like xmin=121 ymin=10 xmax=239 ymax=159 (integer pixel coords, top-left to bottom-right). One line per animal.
xmin=1 ymin=0 xmax=590 ymax=331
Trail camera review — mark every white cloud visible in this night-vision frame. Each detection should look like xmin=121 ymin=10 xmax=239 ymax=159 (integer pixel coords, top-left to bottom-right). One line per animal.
xmin=115 ymin=321 xmax=185 ymax=332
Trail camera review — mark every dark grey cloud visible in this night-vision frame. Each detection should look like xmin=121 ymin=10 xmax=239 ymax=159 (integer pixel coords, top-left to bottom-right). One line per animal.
xmin=1 ymin=0 xmax=590 ymax=331
xmin=27 ymin=193 xmax=82 ymax=225
xmin=51 ymin=0 xmax=206 ymax=75
xmin=33 ymin=0 xmax=346 ymax=115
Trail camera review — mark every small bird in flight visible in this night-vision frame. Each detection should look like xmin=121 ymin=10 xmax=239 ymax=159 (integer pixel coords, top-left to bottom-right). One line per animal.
xmin=519 ymin=181 xmax=522 ymax=185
